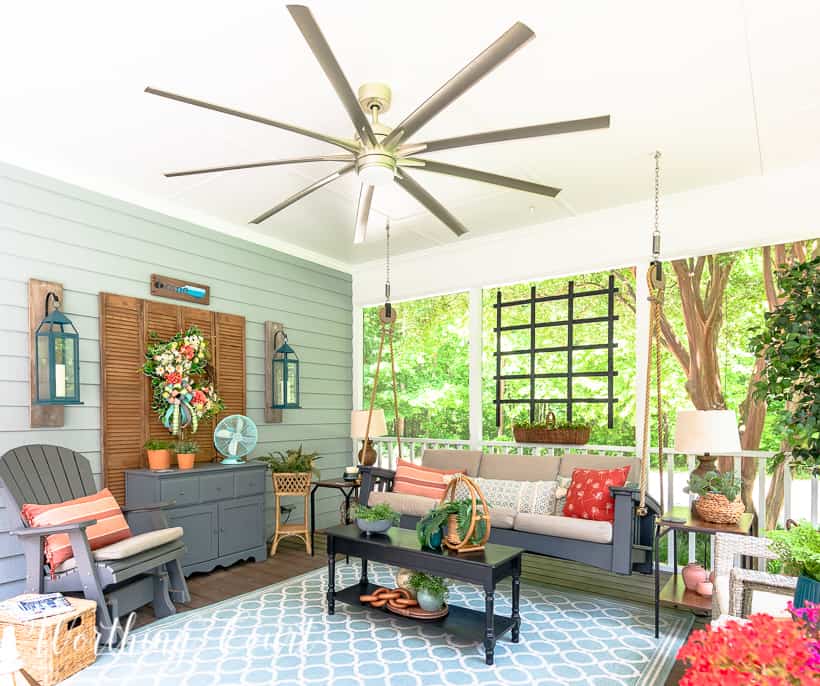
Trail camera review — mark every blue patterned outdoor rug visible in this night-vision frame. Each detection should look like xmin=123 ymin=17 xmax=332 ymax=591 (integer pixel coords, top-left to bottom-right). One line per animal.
xmin=65 ymin=562 xmax=692 ymax=686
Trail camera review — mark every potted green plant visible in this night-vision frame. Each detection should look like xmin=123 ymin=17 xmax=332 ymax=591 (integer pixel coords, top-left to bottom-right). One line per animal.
xmin=684 ymin=470 xmax=745 ymax=524
xmin=354 ymin=503 xmax=400 ymax=536
xmin=767 ymin=520 xmax=820 ymax=608
xmin=174 ymin=439 xmax=198 ymax=470
xmin=144 ymin=439 xmax=171 ymax=470
xmin=416 ymin=499 xmax=488 ymax=550
xmin=255 ymin=445 xmax=321 ymax=495
xmin=408 ymin=572 xmax=448 ymax=612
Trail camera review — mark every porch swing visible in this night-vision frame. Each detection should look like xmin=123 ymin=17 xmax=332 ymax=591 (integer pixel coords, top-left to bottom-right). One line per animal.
xmin=359 ymin=155 xmax=669 ymax=576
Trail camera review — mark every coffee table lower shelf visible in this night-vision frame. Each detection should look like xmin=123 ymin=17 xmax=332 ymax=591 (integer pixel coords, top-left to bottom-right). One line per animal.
xmin=335 ymin=582 xmax=516 ymax=645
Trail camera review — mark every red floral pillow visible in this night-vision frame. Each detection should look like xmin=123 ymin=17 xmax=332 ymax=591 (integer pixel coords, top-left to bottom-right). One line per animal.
xmin=562 ymin=466 xmax=631 ymax=522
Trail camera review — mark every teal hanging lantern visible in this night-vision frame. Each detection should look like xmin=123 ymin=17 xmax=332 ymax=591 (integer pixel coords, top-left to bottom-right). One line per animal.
xmin=271 ymin=333 xmax=300 ymax=410
xmin=34 ymin=293 xmax=82 ymax=405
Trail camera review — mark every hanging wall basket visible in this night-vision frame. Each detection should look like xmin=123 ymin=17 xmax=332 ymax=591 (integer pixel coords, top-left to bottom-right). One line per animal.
xmin=438 ymin=475 xmax=491 ymax=553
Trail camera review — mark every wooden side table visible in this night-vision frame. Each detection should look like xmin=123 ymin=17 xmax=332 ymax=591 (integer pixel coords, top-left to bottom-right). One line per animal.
xmin=654 ymin=505 xmax=754 ymax=637
xmin=309 ymin=479 xmax=360 ymax=557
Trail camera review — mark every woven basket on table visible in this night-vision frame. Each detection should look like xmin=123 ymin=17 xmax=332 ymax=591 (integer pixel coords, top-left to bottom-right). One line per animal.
xmin=513 ymin=426 xmax=591 ymax=445
xmin=694 ymin=493 xmax=746 ymax=525
xmin=271 ymin=471 xmax=312 ymax=496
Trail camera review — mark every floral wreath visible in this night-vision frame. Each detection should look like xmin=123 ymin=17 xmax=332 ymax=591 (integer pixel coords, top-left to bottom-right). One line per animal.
xmin=141 ymin=326 xmax=224 ymax=435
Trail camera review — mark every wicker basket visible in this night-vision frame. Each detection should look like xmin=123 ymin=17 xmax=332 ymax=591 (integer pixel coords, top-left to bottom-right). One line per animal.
xmin=0 ymin=596 xmax=97 ymax=686
xmin=513 ymin=426 xmax=591 ymax=445
xmin=694 ymin=493 xmax=746 ymax=525
xmin=271 ymin=471 xmax=312 ymax=496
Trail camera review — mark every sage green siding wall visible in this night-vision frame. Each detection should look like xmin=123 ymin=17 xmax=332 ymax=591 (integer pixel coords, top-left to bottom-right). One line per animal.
xmin=0 ymin=162 xmax=352 ymax=599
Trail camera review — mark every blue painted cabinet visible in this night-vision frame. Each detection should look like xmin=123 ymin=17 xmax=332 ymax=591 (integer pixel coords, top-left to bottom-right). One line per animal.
xmin=125 ymin=462 xmax=267 ymax=575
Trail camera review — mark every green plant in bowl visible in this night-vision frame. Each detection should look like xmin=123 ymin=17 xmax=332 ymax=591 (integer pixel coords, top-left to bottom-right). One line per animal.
xmin=408 ymin=572 xmax=448 ymax=611
xmin=355 ymin=503 xmax=399 ymax=535
xmin=684 ymin=471 xmax=741 ymax=501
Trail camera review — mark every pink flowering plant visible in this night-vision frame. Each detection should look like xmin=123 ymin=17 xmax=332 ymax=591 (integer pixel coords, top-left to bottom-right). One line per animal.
xmin=676 ymin=604 xmax=820 ymax=684
xmin=141 ymin=326 xmax=223 ymax=435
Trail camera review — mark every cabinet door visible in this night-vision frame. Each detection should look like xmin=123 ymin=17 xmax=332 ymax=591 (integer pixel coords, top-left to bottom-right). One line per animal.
xmin=218 ymin=497 xmax=264 ymax=557
xmin=167 ymin=504 xmax=218 ymax=567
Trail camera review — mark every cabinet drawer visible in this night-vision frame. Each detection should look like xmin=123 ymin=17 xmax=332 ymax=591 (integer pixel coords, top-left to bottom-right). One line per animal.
xmin=200 ymin=473 xmax=234 ymax=501
xmin=235 ymin=469 xmax=265 ymax=497
xmin=160 ymin=476 xmax=200 ymax=507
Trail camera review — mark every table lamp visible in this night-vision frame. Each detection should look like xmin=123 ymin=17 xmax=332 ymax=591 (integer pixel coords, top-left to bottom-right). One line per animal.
xmin=674 ymin=410 xmax=741 ymax=478
xmin=351 ymin=409 xmax=387 ymax=466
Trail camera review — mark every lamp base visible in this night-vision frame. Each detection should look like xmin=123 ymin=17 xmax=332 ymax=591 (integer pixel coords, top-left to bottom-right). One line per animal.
xmin=357 ymin=439 xmax=377 ymax=466
xmin=691 ymin=453 xmax=718 ymax=478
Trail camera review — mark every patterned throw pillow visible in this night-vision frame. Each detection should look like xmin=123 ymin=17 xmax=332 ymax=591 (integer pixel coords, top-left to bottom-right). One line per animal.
xmin=562 ymin=467 xmax=631 ymax=522
xmin=22 ymin=488 xmax=132 ymax=576
xmin=392 ymin=459 xmax=464 ymax=499
xmin=553 ymin=475 xmax=574 ymax=515
xmin=464 ymin=477 xmax=557 ymax=515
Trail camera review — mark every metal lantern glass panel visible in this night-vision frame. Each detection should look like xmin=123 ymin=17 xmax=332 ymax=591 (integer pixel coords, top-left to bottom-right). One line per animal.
xmin=34 ymin=297 xmax=82 ymax=405
xmin=271 ymin=335 xmax=300 ymax=409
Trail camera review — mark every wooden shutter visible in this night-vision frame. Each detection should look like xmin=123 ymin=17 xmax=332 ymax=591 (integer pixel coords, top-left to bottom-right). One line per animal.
xmin=99 ymin=294 xmax=145 ymax=503
xmin=213 ymin=312 xmax=246 ymax=436
xmin=100 ymin=294 xmax=248 ymax=491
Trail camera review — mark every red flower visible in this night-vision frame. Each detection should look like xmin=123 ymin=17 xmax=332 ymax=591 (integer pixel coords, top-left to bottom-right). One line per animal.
xmin=181 ymin=345 xmax=195 ymax=360
xmin=165 ymin=371 xmax=182 ymax=384
xmin=677 ymin=613 xmax=819 ymax=684
xmin=192 ymin=390 xmax=207 ymax=405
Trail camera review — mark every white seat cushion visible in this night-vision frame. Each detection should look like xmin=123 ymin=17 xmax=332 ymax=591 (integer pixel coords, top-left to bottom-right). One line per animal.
xmin=56 ymin=527 xmax=184 ymax=572
xmin=488 ymin=507 xmax=516 ymax=529
xmin=513 ymin=513 xmax=613 ymax=544
xmin=367 ymin=491 xmax=437 ymax=517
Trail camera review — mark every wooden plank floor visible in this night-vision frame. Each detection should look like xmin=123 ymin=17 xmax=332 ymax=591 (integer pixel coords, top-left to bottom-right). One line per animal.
xmin=133 ymin=534 xmax=696 ymax=685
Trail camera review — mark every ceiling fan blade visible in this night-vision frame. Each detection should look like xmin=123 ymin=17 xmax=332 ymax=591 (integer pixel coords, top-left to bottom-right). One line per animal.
xmin=353 ymin=185 xmax=374 ymax=244
xmin=287 ymin=5 xmax=377 ymax=147
xmin=145 ymin=86 xmax=359 ymax=153
xmin=250 ymin=163 xmax=355 ymax=224
xmin=405 ymin=158 xmax=560 ymax=197
xmin=394 ymin=170 xmax=468 ymax=237
xmin=404 ymin=115 xmax=611 ymax=154
xmin=382 ymin=22 xmax=534 ymax=148
xmin=164 ymin=154 xmax=355 ymax=178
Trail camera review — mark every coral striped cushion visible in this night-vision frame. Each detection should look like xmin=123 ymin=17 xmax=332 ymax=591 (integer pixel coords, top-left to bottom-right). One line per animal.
xmin=392 ymin=459 xmax=464 ymax=499
xmin=21 ymin=488 xmax=132 ymax=575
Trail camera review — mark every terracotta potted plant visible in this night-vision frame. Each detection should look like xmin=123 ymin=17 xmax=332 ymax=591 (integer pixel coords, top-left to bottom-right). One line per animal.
xmin=174 ymin=439 xmax=198 ymax=470
xmin=144 ymin=439 xmax=171 ymax=470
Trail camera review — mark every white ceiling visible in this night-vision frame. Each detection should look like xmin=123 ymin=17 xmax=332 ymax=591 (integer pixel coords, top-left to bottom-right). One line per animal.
xmin=1 ymin=1 xmax=819 ymax=268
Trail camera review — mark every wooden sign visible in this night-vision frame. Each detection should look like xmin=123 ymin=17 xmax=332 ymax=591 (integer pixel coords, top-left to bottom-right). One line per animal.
xmin=29 ymin=279 xmax=64 ymax=427
xmin=150 ymin=274 xmax=210 ymax=305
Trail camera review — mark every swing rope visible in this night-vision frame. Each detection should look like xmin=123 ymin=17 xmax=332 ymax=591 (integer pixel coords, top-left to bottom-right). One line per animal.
xmin=637 ymin=151 xmax=666 ymax=517
xmin=363 ymin=221 xmax=403 ymax=463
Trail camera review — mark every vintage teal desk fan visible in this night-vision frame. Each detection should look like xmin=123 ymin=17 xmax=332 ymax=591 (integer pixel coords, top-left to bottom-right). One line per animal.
xmin=214 ymin=414 xmax=258 ymax=464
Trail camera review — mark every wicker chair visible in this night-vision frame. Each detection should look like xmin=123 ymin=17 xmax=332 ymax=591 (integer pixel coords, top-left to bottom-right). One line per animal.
xmin=713 ymin=532 xmax=797 ymax=619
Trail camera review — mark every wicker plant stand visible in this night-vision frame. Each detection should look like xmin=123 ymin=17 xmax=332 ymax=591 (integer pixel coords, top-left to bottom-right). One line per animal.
xmin=0 ymin=596 xmax=97 ymax=686
xmin=270 ymin=471 xmax=312 ymax=556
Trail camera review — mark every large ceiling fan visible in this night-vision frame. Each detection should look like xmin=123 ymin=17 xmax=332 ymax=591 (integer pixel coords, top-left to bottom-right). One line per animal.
xmin=146 ymin=5 xmax=610 ymax=244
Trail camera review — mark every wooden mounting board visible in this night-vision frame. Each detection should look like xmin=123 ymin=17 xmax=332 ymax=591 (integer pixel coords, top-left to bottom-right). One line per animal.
xmin=29 ymin=279 xmax=64 ymax=428
xmin=264 ymin=321 xmax=283 ymax=424
xmin=150 ymin=273 xmax=210 ymax=305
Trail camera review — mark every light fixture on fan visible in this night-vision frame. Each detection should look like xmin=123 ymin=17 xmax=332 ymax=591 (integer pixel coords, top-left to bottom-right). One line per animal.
xmin=146 ymin=5 xmax=610 ymax=245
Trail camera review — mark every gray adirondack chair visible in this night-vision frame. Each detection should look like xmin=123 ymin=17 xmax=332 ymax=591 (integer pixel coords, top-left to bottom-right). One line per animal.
xmin=0 ymin=445 xmax=190 ymax=644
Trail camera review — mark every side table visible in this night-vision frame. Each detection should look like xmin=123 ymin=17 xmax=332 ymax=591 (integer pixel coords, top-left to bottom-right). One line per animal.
xmin=309 ymin=478 xmax=360 ymax=557
xmin=654 ymin=505 xmax=754 ymax=637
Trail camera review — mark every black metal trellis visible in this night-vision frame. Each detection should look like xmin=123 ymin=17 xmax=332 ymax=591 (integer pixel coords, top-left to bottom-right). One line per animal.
xmin=494 ymin=274 xmax=619 ymax=429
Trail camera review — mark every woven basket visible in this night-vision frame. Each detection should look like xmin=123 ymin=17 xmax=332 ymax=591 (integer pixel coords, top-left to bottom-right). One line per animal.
xmin=694 ymin=493 xmax=746 ymax=525
xmin=0 ymin=596 xmax=97 ymax=686
xmin=272 ymin=471 xmax=312 ymax=496
xmin=513 ymin=426 xmax=591 ymax=445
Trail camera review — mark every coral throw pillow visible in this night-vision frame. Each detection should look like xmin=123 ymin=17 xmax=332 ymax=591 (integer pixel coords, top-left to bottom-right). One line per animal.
xmin=562 ymin=466 xmax=631 ymax=522
xmin=22 ymin=488 xmax=132 ymax=575
xmin=392 ymin=459 xmax=464 ymax=499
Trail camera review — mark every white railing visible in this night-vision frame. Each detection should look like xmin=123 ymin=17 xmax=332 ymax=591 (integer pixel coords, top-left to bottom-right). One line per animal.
xmin=369 ymin=436 xmax=819 ymax=571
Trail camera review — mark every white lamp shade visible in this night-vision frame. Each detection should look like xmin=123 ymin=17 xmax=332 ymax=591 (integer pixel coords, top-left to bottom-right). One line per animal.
xmin=351 ymin=409 xmax=387 ymax=439
xmin=674 ymin=410 xmax=741 ymax=453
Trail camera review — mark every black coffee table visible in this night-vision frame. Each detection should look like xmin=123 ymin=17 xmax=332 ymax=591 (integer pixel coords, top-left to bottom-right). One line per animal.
xmin=325 ymin=524 xmax=523 ymax=665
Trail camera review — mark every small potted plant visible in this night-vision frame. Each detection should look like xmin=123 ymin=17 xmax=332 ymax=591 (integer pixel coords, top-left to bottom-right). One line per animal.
xmin=684 ymin=470 xmax=745 ymax=524
xmin=416 ymin=499 xmax=488 ymax=550
xmin=144 ymin=439 xmax=171 ymax=470
xmin=767 ymin=520 xmax=820 ymax=608
xmin=354 ymin=503 xmax=400 ymax=536
xmin=174 ymin=439 xmax=198 ymax=470
xmin=408 ymin=572 xmax=448 ymax=612
xmin=255 ymin=445 xmax=321 ymax=495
